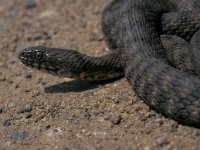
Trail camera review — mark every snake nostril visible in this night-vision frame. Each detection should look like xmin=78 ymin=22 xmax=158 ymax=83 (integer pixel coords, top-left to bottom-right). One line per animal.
xmin=21 ymin=52 xmax=25 ymax=57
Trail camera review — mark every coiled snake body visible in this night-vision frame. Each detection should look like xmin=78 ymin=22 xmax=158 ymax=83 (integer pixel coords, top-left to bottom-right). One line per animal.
xmin=19 ymin=0 xmax=200 ymax=127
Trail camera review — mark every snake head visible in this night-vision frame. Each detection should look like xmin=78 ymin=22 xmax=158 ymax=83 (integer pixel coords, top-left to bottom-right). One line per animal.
xmin=18 ymin=46 xmax=46 ymax=65
xmin=18 ymin=46 xmax=63 ymax=75
xmin=18 ymin=46 xmax=83 ymax=77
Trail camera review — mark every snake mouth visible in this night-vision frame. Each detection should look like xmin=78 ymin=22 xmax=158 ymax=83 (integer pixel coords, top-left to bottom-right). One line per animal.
xmin=18 ymin=53 xmax=34 ymax=66
xmin=19 ymin=46 xmax=47 ymax=68
xmin=18 ymin=50 xmax=37 ymax=68
xmin=18 ymin=48 xmax=57 ymax=75
xmin=19 ymin=57 xmax=59 ymax=75
xmin=19 ymin=55 xmax=56 ymax=72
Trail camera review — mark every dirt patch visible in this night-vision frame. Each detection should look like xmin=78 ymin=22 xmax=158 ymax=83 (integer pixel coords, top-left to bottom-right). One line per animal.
xmin=0 ymin=0 xmax=200 ymax=150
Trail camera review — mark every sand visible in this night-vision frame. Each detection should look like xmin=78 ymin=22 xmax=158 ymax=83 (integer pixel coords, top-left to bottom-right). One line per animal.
xmin=0 ymin=0 xmax=200 ymax=149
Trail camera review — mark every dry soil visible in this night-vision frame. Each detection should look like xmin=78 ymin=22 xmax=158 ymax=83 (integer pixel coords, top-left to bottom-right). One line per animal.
xmin=0 ymin=0 xmax=200 ymax=150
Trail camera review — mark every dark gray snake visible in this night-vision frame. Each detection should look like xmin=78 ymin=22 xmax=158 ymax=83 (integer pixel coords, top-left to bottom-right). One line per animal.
xmin=18 ymin=0 xmax=200 ymax=127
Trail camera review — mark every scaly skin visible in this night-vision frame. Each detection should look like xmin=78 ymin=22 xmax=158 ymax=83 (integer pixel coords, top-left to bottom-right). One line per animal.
xmin=19 ymin=0 xmax=200 ymax=127
xmin=108 ymin=0 xmax=200 ymax=126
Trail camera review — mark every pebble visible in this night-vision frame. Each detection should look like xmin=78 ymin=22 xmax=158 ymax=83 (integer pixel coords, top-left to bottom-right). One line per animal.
xmin=170 ymin=121 xmax=178 ymax=129
xmin=105 ymin=113 xmax=122 ymax=125
xmin=156 ymin=136 xmax=169 ymax=147
xmin=14 ymin=83 xmax=20 ymax=89
xmin=0 ymin=107 xmax=3 ymax=113
xmin=25 ymin=73 xmax=32 ymax=79
xmin=194 ymin=130 xmax=200 ymax=136
xmin=30 ymin=34 xmax=43 ymax=41
xmin=12 ymin=35 xmax=19 ymax=43
xmin=7 ymin=101 xmax=18 ymax=108
xmin=83 ymin=111 xmax=92 ymax=120
xmin=7 ymin=60 xmax=16 ymax=65
xmin=91 ymin=6 xmax=100 ymax=14
xmin=45 ymin=124 xmax=51 ymax=129
xmin=89 ymin=31 xmax=103 ymax=41
xmin=2 ymin=119 xmax=12 ymax=127
xmin=10 ymin=131 xmax=28 ymax=140
xmin=27 ymin=32 xmax=51 ymax=41
xmin=18 ymin=44 xmax=28 ymax=50
xmin=24 ymin=0 xmax=37 ymax=9
xmin=43 ymin=33 xmax=51 ymax=40
xmin=113 ymin=99 xmax=120 ymax=104
xmin=92 ymin=131 xmax=108 ymax=139
xmin=24 ymin=88 xmax=32 ymax=93
xmin=8 ymin=80 xmax=14 ymax=84
xmin=25 ymin=113 xmax=32 ymax=119
xmin=39 ymin=10 xmax=58 ymax=19
xmin=47 ymin=128 xmax=63 ymax=139
xmin=14 ymin=72 xmax=21 ymax=77
xmin=0 ymin=75 xmax=6 ymax=81
xmin=18 ymin=106 xmax=32 ymax=114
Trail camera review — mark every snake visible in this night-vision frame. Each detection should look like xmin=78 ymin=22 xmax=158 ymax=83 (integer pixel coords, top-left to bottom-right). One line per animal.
xmin=18 ymin=0 xmax=200 ymax=127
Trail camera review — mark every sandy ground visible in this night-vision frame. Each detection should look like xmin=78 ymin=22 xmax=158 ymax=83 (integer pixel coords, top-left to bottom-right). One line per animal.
xmin=1 ymin=0 xmax=200 ymax=150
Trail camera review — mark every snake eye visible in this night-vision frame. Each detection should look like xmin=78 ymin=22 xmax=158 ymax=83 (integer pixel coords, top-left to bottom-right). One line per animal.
xmin=34 ymin=51 xmax=43 ymax=59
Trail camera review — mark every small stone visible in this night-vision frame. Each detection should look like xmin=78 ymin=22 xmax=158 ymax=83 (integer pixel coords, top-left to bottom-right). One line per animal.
xmin=32 ymin=34 xmax=43 ymax=40
xmin=25 ymin=0 xmax=36 ymax=9
xmin=25 ymin=113 xmax=32 ymax=119
xmin=25 ymin=73 xmax=32 ymax=79
xmin=52 ymin=129 xmax=58 ymax=133
xmin=70 ymin=147 xmax=79 ymax=150
xmin=93 ymin=131 xmax=108 ymax=139
xmin=91 ymin=6 xmax=100 ymax=14
xmin=105 ymin=113 xmax=122 ymax=125
xmin=0 ymin=75 xmax=6 ymax=81
xmin=83 ymin=112 xmax=91 ymax=120
xmin=156 ymin=137 xmax=169 ymax=147
xmin=40 ymin=81 xmax=47 ymax=85
xmin=194 ymin=130 xmax=200 ymax=136
xmin=28 ymin=33 xmax=51 ymax=41
xmin=14 ymin=83 xmax=19 ymax=88
xmin=113 ymin=99 xmax=120 ymax=104
xmin=14 ymin=72 xmax=21 ymax=77
xmin=18 ymin=106 xmax=32 ymax=114
xmin=125 ymin=147 xmax=133 ymax=150
xmin=7 ymin=60 xmax=16 ymax=65
xmin=79 ymin=18 xmax=87 ymax=28
xmin=45 ymin=124 xmax=51 ymax=129
xmin=25 ymin=88 xmax=32 ymax=92
xmin=3 ymin=119 xmax=12 ymax=127
xmin=89 ymin=32 xmax=98 ymax=41
xmin=13 ymin=35 xmax=19 ymax=43
xmin=144 ymin=146 xmax=151 ymax=150
xmin=7 ymin=101 xmax=17 ymax=108
xmin=39 ymin=10 xmax=58 ymax=19
xmin=10 ymin=131 xmax=28 ymax=140
xmin=171 ymin=121 xmax=178 ymax=129
xmin=43 ymin=33 xmax=51 ymax=40
xmin=47 ymin=128 xmax=63 ymax=139
xmin=8 ymin=80 xmax=14 ymax=84
xmin=0 ymin=107 xmax=3 ymax=113
xmin=18 ymin=45 xmax=28 ymax=50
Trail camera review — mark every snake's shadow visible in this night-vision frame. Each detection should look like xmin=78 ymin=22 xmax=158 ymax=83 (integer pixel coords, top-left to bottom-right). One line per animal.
xmin=44 ymin=76 xmax=123 ymax=93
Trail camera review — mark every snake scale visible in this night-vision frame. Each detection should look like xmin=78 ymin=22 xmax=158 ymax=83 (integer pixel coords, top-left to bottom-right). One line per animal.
xmin=19 ymin=0 xmax=200 ymax=127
